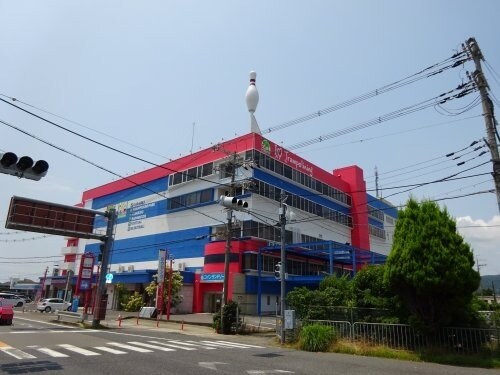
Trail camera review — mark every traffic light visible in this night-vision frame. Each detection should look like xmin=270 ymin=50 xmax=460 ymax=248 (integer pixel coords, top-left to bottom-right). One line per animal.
xmin=0 ymin=152 xmax=49 ymax=181
xmin=274 ymin=262 xmax=282 ymax=280
xmin=219 ymin=194 xmax=249 ymax=210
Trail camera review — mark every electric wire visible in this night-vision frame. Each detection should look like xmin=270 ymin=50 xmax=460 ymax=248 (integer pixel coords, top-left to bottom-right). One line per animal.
xmin=262 ymin=52 xmax=469 ymax=134
xmin=0 ymin=118 xmax=226 ymax=225
xmin=0 ymin=93 xmax=172 ymax=161
xmin=287 ymin=82 xmax=477 ymax=150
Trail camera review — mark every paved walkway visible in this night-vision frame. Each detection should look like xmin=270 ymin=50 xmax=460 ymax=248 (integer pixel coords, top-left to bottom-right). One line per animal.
xmin=17 ymin=304 xmax=277 ymax=340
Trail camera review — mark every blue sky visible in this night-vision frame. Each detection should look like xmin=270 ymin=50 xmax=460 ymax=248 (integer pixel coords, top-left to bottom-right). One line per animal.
xmin=0 ymin=1 xmax=499 ymax=281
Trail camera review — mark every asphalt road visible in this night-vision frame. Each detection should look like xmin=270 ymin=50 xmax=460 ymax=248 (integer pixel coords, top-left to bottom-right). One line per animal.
xmin=0 ymin=311 xmax=498 ymax=375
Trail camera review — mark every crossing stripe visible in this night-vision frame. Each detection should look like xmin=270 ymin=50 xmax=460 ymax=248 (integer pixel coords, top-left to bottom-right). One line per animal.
xmin=168 ymin=340 xmax=216 ymax=349
xmin=200 ymin=340 xmax=263 ymax=348
xmin=36 ymin=347 xmax=69 ymax=358
xmin=127 ymin=341 xmax=175 ymax=352
xmin=148 ymin=340 xmax=196 ymax=351
xmin=0 ymin=347 xmax=36 ymax=360
xmin=107 ymin=342 xmax=153 ymax=353
xmin=214 ymin=340 xmax=264 ymax=348
xmin=94 ymin=346 xmax=127 ymax=355
xmin=58 ymin=344 xmax=100 ymax=356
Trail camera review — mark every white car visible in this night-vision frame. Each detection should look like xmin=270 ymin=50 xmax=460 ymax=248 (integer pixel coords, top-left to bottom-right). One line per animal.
xmin=36 ymin=298 xmax=72 ymax=313
xmin=0 ymin=293 xmax=25 ymax=307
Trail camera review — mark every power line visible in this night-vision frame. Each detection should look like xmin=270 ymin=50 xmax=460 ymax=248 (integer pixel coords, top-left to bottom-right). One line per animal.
xmin=0 ymin=93 xmax=172 ymax=161
xmin=262 ymin=52 xmax=469 ymax=134
xmin=0 ymin=118 xmax=226 ymax=225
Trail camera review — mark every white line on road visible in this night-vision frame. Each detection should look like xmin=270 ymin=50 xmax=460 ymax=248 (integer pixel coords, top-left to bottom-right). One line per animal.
xmin=94 ymin=346 xmax=127 ymax=355
xmin=127 ymin=341 xmax=175 ymax=352
xmin=167 ymin=340 xmax=216 ymax=349
xmin=36 ymin=347 xmax=69 ymax=357
xmin=107 ymin=342 xmax=153 ymax=353
xmin=147 ymin=340 xmax=196 ymax=350
xmin=58 ymin=344 xmax=101 ymax=356
xmin=0 ymin=347 xmax=36 ymax=360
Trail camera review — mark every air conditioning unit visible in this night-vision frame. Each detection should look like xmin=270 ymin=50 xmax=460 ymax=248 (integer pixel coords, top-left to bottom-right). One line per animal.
xmin=177 ymin=262 xmax=186 ymax=271
xmin=127 ymin=265 xmax=135 ymax=272
xmin=117 ymin=265 xmax=125 ymax=273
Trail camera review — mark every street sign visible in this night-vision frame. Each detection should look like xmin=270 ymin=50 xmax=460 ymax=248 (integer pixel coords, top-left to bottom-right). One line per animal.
xmin=5 ymin=196 xmax=104 ymax=240
xmin=105 ymin=273 xmax=113 ymax=284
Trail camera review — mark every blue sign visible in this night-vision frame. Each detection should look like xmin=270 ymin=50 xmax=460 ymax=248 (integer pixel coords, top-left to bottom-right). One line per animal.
xmin=80 ymin=280 xmax=91 ymax=290
xmin=201 ymin=273 xmax=224 ymax=283
xmin=105 ymin=273 xmax=114 ymax=284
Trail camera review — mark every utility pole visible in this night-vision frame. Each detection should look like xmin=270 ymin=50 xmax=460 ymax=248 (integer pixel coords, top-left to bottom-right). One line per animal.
xmin=39 ymin=266 xmax=49 ymax=301
xmin=221 ymin=153 xmax=237 ymax=332
xmin=279 ymin=189 xmax=288 ymax=344
xmin=465 ymin=37 xmax=500 ymax=213
xmin=92 ymin=208 xmax=116 ymax=328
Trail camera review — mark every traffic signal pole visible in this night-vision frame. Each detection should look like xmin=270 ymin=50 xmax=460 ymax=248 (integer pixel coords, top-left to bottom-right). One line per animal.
xmin=279 ymin=189 xmax=287 ymax=344
xmin=92 ymin=208 xmax=116 ymax=328
xmin=221 ymin=153 xmax=237 ymax=333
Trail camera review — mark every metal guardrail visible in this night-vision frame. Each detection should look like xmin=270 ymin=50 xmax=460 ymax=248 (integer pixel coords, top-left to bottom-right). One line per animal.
xmin=300 ymin=320 xmax=500 ymax=354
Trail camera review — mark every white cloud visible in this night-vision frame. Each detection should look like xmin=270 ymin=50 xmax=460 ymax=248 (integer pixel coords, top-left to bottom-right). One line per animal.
xmin=456 ymin=215 xmax=500 ymax=276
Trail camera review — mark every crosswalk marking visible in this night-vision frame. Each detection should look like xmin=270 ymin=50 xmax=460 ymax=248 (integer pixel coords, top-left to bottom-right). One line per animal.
xmin=36 ymin=347 xmax=69 ymax=357
xmin=58 ymin=344 xmax=100 ymax=356
xmin=148 ymin=340 xmax=196 ymax=351
xmin=214 ymin=340 xmax=264 ymax=349
xmin=94 ymin=346 xmax=127 ymax=355
xmin=127 ymin=341 xmax=175 ymax=351
xmin=199 ymin=340 xmax=264 ymax=349
xmin=0 ymin=347 xmax=36 ymax=360
xmin=107 ymin=342 xmax=153 ymax=353
xmin=0 ymin=338 xmax=265 ymax=360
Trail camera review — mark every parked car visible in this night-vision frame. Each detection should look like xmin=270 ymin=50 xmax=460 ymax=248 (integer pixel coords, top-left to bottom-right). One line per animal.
xmin=0 ymin=293 xmax=25 ymax=307
xmin=0 ymin=298 xmax=14 ymax=325
xmin=36 ymin=298 xmax=72 ymax=313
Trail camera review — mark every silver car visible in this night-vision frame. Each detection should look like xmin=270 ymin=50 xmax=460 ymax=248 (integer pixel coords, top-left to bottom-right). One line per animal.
xmin=0 ymin=293 xmax=25 ymax=307
xmin=36 ymin=298 xmax=72 ymax=313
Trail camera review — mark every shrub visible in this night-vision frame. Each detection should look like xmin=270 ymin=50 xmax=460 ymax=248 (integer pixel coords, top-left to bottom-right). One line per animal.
xmin=212 ymin=301 xmax=241 ymax=334
xmin=121 ymin=291 xmax=145 ymax=312
xmin=298 ymin=324 xmax=337 ymax=352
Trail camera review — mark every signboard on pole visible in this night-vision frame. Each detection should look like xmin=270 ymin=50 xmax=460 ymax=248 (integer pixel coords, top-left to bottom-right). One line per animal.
xmin=5 ymin=196 xmax=103 ymax=240
xmin=156 ymin=249 xmax=167 ymax=312
xmin=76 ymin=253 xmax=95 ymax=294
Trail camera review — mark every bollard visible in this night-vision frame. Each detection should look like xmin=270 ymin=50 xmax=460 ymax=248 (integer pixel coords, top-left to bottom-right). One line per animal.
xmin=136 ymin=316 xmax=139 ymax=325
xmin=116 ymin=314 xmax=122 ymax=328
xmin=156 ymin=315 xmax=160 ymax=328
xmin=181 ymin=320 xmax=184 ymax=331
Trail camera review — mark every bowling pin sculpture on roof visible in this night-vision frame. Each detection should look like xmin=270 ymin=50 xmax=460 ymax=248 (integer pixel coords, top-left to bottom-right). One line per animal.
xmin=246 ymin=71 xmax=261 ymax=134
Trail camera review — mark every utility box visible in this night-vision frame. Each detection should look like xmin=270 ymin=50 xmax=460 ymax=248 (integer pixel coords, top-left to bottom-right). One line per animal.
xmin=284 ymin=309 xmax=296 ymax=330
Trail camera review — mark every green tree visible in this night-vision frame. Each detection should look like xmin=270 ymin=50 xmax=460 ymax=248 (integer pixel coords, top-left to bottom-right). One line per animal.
xmin=384 ymin=198 xmax=480 ymax=331
xmin=145 ymin=271 xmax=184 ymax=312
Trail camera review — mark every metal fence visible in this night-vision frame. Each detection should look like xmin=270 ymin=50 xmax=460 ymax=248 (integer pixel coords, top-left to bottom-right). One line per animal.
xmin=301 ymin=320 xmax=500 ymax=354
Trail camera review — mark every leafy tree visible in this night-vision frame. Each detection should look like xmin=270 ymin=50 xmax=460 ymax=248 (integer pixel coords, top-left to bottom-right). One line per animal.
xmin=384 ymin=198 xmax=480 ymax=332
xmin=145 ymin=271 xmax=184 ymax=312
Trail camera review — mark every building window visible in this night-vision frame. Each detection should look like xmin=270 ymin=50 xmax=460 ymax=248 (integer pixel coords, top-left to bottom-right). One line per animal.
xmin=167 ymin=188 xmax=213 ymax=210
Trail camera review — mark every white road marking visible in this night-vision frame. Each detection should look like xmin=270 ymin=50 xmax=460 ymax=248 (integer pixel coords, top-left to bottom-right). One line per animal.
xmin=148 ymin=340 xmax=196 ymax=350
xmin=0 ymin=347 xmax=36 ymax=360
xmin=58 ymin=344 xmax=100 ymax=356
xmin=127 ymin=341 xmax=175 ymax=352
xmin=167 ymin=340 xmax=216 ymax=349
xmin=199 ymin=340 xmax=264 ymax=349
xmin=199 ymin=362 xmax=228 ymax=370
xmin=214 ymin=340 xmax=264 ymax=348
xmin=94 ymin=346 xmax=127 ymax=354
xmin=36 ymin=347 xmax=69 ymax=357
xmin=107 ymin=342 xmax=153 ymax=353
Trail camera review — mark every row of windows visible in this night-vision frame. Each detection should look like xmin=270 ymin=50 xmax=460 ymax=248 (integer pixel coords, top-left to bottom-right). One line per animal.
xmin=368 ymin=205 xmax=385 ymax=222
xmin=242 ymin=220 xmax=293 ymax=244
xmin=243 ymin=253 xmax=352 ymax=277
xmin=247 ymin=150 xmax=352 ymax=206
xmin=254 ymin=180 xmax=353 ymax=228
xmin=369 ymin=225 xmax=386 ymax=239
xmin=167 ymin=188 xmax=213 ymax=210
xmin=168 ymin=162 xmax=214 ymax=186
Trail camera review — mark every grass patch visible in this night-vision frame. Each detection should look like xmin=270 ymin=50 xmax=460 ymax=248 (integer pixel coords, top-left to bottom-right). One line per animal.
xmin=330 ymin=340 xmax=500 ymax=368
xmin=298 ymin=324 xmax=337 ymax=352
